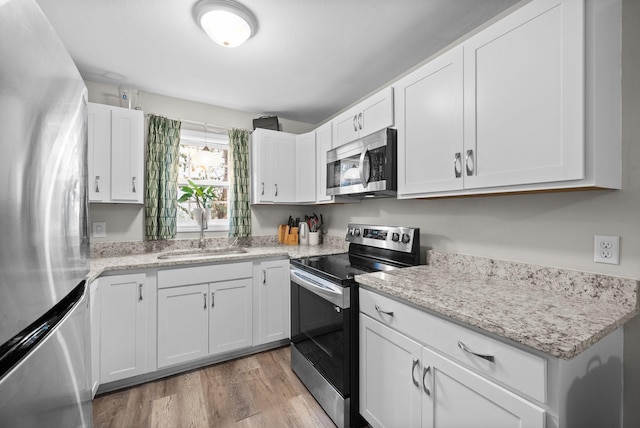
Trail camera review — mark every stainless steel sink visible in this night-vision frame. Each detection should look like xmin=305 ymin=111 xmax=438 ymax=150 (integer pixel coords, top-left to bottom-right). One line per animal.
xmin=157 ymin=247 xmax=247 ymax=260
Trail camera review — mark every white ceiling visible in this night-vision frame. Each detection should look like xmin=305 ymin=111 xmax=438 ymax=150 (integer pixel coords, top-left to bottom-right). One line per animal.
xmin=36 ymin=0 xmax=520 ymax=125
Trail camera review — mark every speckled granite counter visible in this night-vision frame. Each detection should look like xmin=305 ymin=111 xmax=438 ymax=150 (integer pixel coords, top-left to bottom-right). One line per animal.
xmin=88 ymin=236 xmax=347 ymax=283
xmin=355 ymin=251 xmax=638 ymax=360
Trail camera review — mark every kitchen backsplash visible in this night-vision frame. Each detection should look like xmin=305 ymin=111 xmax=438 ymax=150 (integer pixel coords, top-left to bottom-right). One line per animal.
xmin=428 ymin=250 xmax=638 ymax=309
xmin=90 ymin=234 xmax=348 ymax=258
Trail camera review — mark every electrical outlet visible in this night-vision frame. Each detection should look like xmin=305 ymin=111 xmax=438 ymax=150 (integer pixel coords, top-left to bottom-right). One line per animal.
xmin=93 ymin=222 xmax=106 ymax=238
xmin=594 ymin=235 xmax=620 ymax=265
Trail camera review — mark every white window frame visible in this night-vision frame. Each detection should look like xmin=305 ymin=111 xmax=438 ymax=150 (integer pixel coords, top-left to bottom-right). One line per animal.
xmin=177 ymin=128 xmax=229 ymax=233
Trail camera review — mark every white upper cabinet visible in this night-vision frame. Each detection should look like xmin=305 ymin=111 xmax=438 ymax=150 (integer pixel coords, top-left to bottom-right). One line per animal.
xmin=295 ymin=131 xmax=317 ymax=203
xmin=315 ymin=121 xmax=334 ymax=204
xmin=333 ymin=87 xmax=394 ymax=147
xmin=87 ymin=103 xmax=144 ymax=203
xmin=396 ymin=46 xmax=464 ymax=196
xmin=395 ymin=0 xmax=621 ymax=198
xmin=251 ymin=128 xmax=296 ymax=204
xmin=463 ymin=0 xmax=584 ymax=190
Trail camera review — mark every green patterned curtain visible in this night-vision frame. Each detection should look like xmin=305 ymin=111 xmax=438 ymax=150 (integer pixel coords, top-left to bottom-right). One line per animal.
xmin=145 ymin=115 xmax=181 ymax=240
xmin=228 ymin=128 xmax=251 ymax=237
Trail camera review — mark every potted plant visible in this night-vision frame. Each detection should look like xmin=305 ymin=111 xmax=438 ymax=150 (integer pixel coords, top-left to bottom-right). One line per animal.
xmin=177 ymin=180 xmax=216 ymax=228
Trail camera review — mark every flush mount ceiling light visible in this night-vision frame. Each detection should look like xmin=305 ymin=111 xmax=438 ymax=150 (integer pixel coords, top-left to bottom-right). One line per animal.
xmin=194 ymin=0 xmax=257 ymax=48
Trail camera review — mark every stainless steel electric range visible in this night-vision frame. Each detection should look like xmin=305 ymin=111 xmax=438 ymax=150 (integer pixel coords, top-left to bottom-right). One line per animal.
xmin=290 ymin=223 xmax=421 ymax=428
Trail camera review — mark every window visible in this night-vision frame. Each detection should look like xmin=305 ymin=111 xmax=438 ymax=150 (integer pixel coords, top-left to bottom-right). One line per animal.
xmin=177 ymin=129 xmax=229 ymax=232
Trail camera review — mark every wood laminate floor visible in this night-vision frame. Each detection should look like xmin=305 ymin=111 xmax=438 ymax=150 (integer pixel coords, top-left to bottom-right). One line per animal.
xmin=93 ymin=346 xmax=337 ymax=428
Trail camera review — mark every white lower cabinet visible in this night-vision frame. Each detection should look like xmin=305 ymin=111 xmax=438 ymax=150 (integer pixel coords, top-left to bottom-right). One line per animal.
xmin=253 ymin=259 xmax=290 ymax=345
xmin=359 ymin=314 xmax=544 ymax=428
xmin=359 ymin=288 xmax=624 ymax=428
xmin=157 ymin=262 xmax=253 ymax=369
xmin=99 ymin=273 xmax=149 ymax=384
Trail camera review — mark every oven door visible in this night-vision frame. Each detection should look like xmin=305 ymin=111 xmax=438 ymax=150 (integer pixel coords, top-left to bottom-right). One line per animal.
xmin=290 ymin=268 xmax=350 ymax=396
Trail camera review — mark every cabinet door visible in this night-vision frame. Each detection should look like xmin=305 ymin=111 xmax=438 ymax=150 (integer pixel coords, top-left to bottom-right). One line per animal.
xmin=315 ymin=122 xmax=334 ymax=203
xmin=295 ymin=131 xmax=316 ymax=203
xmin=334 ymin=87 xmax=394 ymax=147
xmin=255 ymin=260 xmax=290 ymax=345
xmin=334 ymin=109 xmax=360 ymax=148
xmin=251 ymin=129 xmax=295 ymax=204
xmin=99 ymin=273 xmax=147 ymax=383
xmin=209 ymin=278 xmax=253 ymax=355
xmin=272 ymin=132 xmax=296 ymax=203
xmin=360 ymin=86 xmax=394 ymax=139
xmin=421 ymin=347 xmax=545 ymax=428
xmin=87 ymin=103 xmax=111 ymax=202
xmin=463 ymin=0 xmax=584 ymax=189
xmin=359 ymin=314 xmax=422 ymax=428
xmin=396 ymin=47 xmax=463 ymax=196
xmin=157 ymin=283 xmax=209 ymax=368
xmin=110 ymin=108 xmax=144 ymax=202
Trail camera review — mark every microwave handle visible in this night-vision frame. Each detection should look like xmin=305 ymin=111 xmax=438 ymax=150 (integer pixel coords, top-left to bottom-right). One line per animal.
xmin=359 ymin=147 xmax=371 ymax=188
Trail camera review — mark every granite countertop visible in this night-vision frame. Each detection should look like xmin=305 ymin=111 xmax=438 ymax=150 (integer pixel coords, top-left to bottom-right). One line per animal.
xmin=355 ymin=251 xmax=638 ymax=360
xmin=88 ymin=242 xmax=345 ymax=284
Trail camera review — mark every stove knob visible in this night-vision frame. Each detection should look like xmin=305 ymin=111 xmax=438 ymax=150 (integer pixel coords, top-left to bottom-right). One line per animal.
xmin=348 ymin=228 xmax=354 ymax=236
xmin=354 ymin=228 xmax=361 ymax=237
xmin=401 ymin=233 xmax=411 ymax=244
xmin=391 ymin=232 xmax=400 ymax=242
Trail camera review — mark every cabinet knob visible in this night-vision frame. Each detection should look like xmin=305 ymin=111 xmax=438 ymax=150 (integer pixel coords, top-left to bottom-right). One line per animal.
xmin=261 ymin=182 xmax=265 ymax=195
xmin=274 ymin=183 xmax=278 ymax=197
xmin=138 ymin=283 xmax=143 ymax=301
xmin=211 ymin=291 xmax=215 ymax=308
xmin=132 ymin=177 xmax=137 ymax=193
xmin=95 ymin=176 xmax=100 ymax=193
xmin=203 ymin=293 xmax=207 ymax=309
xmin=352 ymin=115 xmax=358 ymax=132
xmin=262 ymin=270 xmax=267 ymax=284
xmin=357 ymin=112 xmax=363 ymax=130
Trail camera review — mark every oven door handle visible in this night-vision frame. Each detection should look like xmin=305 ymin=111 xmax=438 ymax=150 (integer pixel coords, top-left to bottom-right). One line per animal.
xmin=290 ymin=269 xmax=349 ymax=309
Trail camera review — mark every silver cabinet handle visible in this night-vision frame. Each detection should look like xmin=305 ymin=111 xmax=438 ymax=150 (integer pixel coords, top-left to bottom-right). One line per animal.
xmin=262 ymin=270 xmax=267 ymax=284
xmin=358 ymin=112 xmax=363 ymax=130
xmin=458 ymin=340 xmax=495 ymax=363
xmin=412 ymin=358 xmax=420 ymax=387
xmin=261 ymin=182 xmax=265 ymax=195
xmin=274 ymin=183 xmax=278 ymax=197
xmin=454 ymin=152 xmax=462 ymax=178
xmin=132 ymin=177 xmax=136 ymax=193
xmin=138 ymin=283 xmax=143 ymax=301
xmin=465 ymin=150 xmax=474 ymax=176
xmin=422 ymin=366 xmax=431 ymax=396
xmin=352 ymin=115 xmax=358 ymax=132
xmin=203 ymin=293 xmax=207 ymax=309
xmin=95 ymin=176 xmax=100 ymax=193
xmin=211 ymin=291 xmax=215 ymax=308
xmin=375 ymin=304 xmax=394 ymax=317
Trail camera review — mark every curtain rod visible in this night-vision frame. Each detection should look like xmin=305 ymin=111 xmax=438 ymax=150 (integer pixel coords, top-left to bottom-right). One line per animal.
xmin=145 ymin=112 xmax=230 ymax=133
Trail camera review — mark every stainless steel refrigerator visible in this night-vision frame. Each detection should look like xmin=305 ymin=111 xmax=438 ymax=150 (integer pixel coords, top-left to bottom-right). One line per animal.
xmin=0 ymin=0 xmax=92 ymax=426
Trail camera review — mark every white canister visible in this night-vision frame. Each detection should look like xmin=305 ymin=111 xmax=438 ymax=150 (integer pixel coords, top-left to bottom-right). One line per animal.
xmin=308 ymin=231 xmax=320 ymax=246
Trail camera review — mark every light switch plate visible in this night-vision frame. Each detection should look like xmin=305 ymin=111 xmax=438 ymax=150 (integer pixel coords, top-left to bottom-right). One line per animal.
xmin=92 ymin=222 xmax=106 ymax=238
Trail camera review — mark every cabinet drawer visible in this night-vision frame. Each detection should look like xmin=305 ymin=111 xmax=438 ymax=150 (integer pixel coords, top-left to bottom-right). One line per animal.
xmin=359 ymin=288 xmax=547 ymax=403
xmin=158 ymin=262 xmax=253 ymax=288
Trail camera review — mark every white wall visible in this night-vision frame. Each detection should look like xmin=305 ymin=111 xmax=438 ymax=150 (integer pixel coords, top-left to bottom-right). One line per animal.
xmin=86 ymin=80 xmax=313 ymax=242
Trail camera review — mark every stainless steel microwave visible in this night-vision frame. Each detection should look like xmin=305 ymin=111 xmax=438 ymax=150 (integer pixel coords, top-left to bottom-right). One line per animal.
xmin=326 ymin=128 xmax=397 ymax=198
